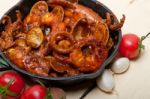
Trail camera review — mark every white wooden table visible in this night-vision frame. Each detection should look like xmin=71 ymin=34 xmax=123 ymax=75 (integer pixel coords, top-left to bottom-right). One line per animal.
xmin=0 ymin=0 xmax=150 ymax=99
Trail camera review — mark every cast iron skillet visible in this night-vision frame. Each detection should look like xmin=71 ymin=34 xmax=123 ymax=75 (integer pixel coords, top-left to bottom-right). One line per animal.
xmin=0 ymin=0 xmax=122 ymax=85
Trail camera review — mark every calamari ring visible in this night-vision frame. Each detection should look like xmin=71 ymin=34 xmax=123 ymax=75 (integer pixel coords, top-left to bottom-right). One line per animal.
xmin=50 ymin=31 xmax=75 ymax=54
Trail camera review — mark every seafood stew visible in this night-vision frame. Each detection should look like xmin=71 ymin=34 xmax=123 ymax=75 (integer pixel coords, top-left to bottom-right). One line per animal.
xmin=0 ymin=0 xmax=125 ymax=84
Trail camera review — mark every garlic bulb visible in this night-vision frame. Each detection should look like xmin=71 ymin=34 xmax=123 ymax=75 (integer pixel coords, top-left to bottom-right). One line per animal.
xmin=111 ymin=57 xmax=130 ymax=74
xmin=96 ymin=69 xmax=115 ymax=93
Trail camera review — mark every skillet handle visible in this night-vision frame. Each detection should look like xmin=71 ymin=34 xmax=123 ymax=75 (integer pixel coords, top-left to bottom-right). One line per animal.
xmin=0 ymin=55 xmax=11 ymax=71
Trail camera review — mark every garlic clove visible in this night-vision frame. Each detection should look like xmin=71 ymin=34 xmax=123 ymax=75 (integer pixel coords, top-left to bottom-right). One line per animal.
xmin=111 ymin=57 xmax=130 ymax=74
xmin=96 ymin=69 xmax=115 ymax=93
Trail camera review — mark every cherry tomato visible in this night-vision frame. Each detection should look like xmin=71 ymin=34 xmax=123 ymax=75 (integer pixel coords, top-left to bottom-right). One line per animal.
xmin=119 ymin=34 xmax=140 ymax=59
xmin=20 ymin=85 xmax=47 ymax=99
xmin=119 ymin=33 xmax=150 ymax=59
xmin=0 ymin=71 xmax=26 ymax=99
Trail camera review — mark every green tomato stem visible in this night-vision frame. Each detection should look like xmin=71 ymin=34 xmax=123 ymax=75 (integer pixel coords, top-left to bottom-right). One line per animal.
xmin=45 ymin=88 xmax=53 ymax=99
xmin=0 ymin=79 xmax=18 ymax=98
xmin=139 ymin=32 xmax=150 ymax=52
xmin=5 ymin=79 xmax=14 ymax=89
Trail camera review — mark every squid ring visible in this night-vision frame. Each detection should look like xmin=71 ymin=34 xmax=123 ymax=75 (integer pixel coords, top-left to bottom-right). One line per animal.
xmin=50 ymin=31 xmax=75 ymax=54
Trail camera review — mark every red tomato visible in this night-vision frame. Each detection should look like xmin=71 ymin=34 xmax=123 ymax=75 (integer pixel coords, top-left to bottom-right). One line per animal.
xmin=21 ymin=85 xmax=47 ymax=99
xmin=119 ymin=33 xmax=144 ymax=59
xmin=0 ymin=71 xmax=26 ymax=99
xmin=119 ymin=34 xmax=140 ymax=59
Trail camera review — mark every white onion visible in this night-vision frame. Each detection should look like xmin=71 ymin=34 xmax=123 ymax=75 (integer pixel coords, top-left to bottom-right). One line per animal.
xmin=96 ymin=69 xmax=115 ymax=93
xmin=111 ymin=57 xmax=130 ymax=74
